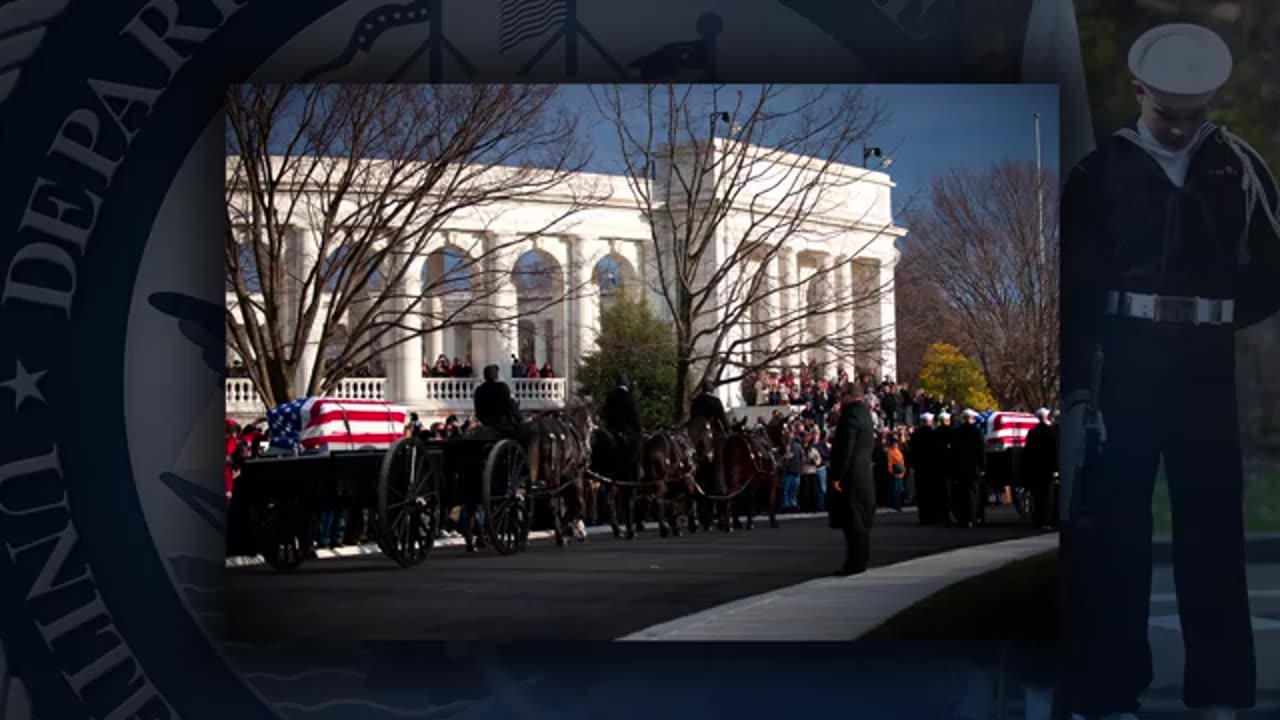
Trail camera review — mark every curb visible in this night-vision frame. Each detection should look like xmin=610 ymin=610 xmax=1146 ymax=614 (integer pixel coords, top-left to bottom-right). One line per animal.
xmin=1153 ymin=532 xmax=1280 ymax=565
xmin=616 ymin=532 xmax=1057 ymax=641
xmin=225 ymin=509 xmax=910 ymax=568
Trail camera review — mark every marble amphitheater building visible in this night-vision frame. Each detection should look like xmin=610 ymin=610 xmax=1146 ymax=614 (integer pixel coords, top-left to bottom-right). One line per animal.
xmin=226 ymin=139 xmax=905 ymax=421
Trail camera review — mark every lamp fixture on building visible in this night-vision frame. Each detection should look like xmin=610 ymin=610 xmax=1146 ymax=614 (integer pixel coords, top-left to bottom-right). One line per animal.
xmin=863 ymin=145 xmax=893 ymax=168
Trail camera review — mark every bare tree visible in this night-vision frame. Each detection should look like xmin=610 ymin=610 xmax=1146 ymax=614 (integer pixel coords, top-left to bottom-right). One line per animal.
xmin=591 ymin=84 xmax=906 ymax=421
xmin=902 ymin=160 xmax=1060 ymax=411
xmin=894 ymin=257 xmax=968 ymax=386
xmin=225 ymin=84 xmax=604 ymax=407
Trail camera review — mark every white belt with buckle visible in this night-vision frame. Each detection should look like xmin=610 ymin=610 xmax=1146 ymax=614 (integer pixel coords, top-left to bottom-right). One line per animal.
xmin=1104 ymin=291 xmax=1234 ymax=325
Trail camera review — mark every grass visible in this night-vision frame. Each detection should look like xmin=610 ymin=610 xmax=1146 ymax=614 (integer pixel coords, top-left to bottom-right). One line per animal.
xmin=1152 ymin=463 xmax=1280 ymax=534
xmin=860 ymin=550 xmax=1057 ymax=643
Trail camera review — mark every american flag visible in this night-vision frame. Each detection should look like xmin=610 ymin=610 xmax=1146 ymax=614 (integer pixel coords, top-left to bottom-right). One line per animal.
xmin=980 ymin=411 xmax=1041 ymax=450
xmin=498 ymin=0 xmax=567 ymax=53
xmin=267 ymin=398 xmax=408 ymax=452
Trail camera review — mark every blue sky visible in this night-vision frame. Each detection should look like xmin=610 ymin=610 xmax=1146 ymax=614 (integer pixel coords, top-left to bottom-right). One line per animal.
xmin=559 ymin=84 xmax=1060 ymax=216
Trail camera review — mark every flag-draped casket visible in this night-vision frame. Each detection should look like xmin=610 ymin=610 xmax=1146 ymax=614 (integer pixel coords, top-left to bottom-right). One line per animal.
xmin=266 ymin=398 xmax=408 ymax=452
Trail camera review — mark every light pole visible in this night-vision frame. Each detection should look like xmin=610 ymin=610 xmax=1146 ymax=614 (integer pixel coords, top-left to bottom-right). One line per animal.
xmin=1034 ymin=112 xmax=1045 ymax=271
xmin=1034 ymin=111 xmax=1049 ymax=401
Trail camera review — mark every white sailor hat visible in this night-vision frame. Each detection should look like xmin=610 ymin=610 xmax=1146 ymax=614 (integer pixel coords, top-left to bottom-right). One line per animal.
xmin=937 ymin=411 xmax=951 ymax=420
xmin=963 ymin=408 xmax=978 ymax=417
xmin=1129 ymin=23 xmax=1232 ymax=110
xmin=1035 ymin=407 xmax=1050 ymax=418
xmin=919 ymin=412 xmax=935 ymax=422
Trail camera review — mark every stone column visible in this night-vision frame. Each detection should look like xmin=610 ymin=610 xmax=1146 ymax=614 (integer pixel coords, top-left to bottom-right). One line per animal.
xmin=779 ymin=249 xmax=800 ymax=369
xmin=532 ymin=319 xmax=545 ymax=366
xmin=386 ymin=252 xmax=426 ymax=409
xmin=483 ymin=234 xmax=521 ymax=379
xmin=288 ymin=225 xmax=321 ymax=395
xmin=765 ymin=254 xmax=782 ymax=361
xmin=833 ymin=255 xmax=853 ymax=372
xmin=852 ymin=258 xmax=878 ymax=376
xmin=423 ymin=250 xmax=446 ymax=366
xmin=572 ymin=240 xmax=600 ymax=383
xmin=878 ymin=251 xmax=898 ymax=382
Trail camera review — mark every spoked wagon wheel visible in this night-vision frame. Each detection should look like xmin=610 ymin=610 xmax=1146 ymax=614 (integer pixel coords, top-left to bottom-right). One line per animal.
xmin=376 ymin=436 xmax=439 ymax=568
xmin=255 ymin=501 xmax=313 ymax=573
xmin=482 ymin=439 xmax=532 ymax=555
xmin=1014 ymin=487 xmax=1033 ymax=520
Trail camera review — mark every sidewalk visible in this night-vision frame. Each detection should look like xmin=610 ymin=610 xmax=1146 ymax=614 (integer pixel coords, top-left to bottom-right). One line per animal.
xmin=618 ymin=532 xmax=1057 ymax=641
xmin=1140 ymin=535 xmax=1280 ymax=719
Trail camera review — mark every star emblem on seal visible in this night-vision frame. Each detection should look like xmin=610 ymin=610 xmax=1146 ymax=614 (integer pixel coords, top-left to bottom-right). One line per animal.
xmin=0 ymin=359 xmax=47 ymax=411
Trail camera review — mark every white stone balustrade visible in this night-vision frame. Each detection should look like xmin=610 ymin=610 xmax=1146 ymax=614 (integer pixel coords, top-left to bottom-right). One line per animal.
xmin=226 ymin=378 xmax=262 ymax=417
xmin=225 ymin=376 xmax=568 ymax=423
xmin=512 ymin=378 xmax=567 ymax=406
xmin=332 ymin=377 xmax=387 ymax=401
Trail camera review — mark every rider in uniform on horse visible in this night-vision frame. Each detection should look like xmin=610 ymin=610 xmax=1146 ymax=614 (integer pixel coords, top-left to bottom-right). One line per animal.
xmin=601 ymin=372 xmax=644 ymax=482
xmin=689 ymin=381 xmax=730 ymax=493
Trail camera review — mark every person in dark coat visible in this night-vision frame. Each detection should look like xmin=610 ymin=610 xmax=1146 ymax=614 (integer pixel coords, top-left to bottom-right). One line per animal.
xmin=934 ymin=411 xmax=955 ymax=522
xmin=1059 ymin=26 xmax=1277 ymax=717
xmin=880 ymin=387 xmax=899 ymax=430
xmin=601 ymin=372 xmax=643 ymax=435
xmin=689 ymin=381 xmax=730 ymax=495
xmin=826 ymin=382 xmax=877 ymax=576
xmin=688 ymin=380 xmax=729 ymax=433
xmin=949 ymin=409 xmax=986 ymax=528
xmin=1021 ymin=408 xmax=1058 ymax=529
xmin=472 ymin=364 xmax=522 ymax=437
xmin=600 ymin=373 xmax=644 ymax=485
xmin=872 ymin=432 xmax=889 ymax=508
xmin=912 ymin=412 xmax=945 ymax=525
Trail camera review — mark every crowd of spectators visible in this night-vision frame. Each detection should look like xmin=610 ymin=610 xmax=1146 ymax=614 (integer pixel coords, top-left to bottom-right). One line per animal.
xmin=423 ymin=354 xmax=474 ymax=378
xmin=230 ymin=353 xmax=567 ymax=384
xmin=510 ymin=354 xmax=555 ymax=378
xmin=740 ymin=361 xmax=968 ymax=431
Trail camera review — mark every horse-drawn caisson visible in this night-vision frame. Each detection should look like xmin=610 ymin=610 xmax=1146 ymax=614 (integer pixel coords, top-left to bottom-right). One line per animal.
xmin=225 ymin=396 xmax=557 ymax=571
xmin=226 ymin=377 xmax=794 ymax=573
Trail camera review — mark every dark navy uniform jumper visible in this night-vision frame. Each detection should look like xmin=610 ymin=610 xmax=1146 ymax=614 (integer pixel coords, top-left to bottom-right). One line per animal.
xmin=1060 ymin=119 xmax=1280 ymax=714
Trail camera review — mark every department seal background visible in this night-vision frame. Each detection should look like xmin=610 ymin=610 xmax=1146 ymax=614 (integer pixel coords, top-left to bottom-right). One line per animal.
xmin=0 ymin=1 xmax=1075 ymax=718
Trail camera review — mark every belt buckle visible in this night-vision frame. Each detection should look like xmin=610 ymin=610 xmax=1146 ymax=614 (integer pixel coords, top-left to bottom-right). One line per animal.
xmin=1150 ymin=293 xmax=1161 ymax=322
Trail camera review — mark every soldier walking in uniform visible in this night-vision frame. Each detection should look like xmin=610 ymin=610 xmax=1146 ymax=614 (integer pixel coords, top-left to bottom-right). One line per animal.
xmin=934 ymin=411 xmax=955 ymax=523
xmin=1060 ymin=24 xmax=1280 ymax=720
xmin=913 ymin=412 xmax=945 ymax=525
xmin=827 ymin=382 xmax=877 ymax=576
xmin=949 ymin=409 xmax=986 ymax=528
xmin=1023 ymin=408 xmax=1057 ymax=530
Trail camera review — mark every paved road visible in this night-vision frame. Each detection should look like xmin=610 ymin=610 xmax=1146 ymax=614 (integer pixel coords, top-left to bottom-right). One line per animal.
xmin=1143 ymin=555 xmax=1280 ymax=719
xmin=226 ymin=505 xmax=1044 ymax=643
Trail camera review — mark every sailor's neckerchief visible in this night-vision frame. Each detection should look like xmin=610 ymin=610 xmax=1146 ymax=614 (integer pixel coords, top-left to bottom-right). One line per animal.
xmin=1113 ymin=120 xmax=1279 ymax=266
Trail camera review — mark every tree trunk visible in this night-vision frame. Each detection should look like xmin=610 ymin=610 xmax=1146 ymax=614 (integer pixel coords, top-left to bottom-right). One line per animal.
xmin=265 ymin=362 xmax=295 ymax=409
xmin=673 ymin=354 xmax=691 ymax=425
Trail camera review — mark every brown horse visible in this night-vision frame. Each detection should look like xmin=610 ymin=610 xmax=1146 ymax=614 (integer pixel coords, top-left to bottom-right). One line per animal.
xmin=603 ymin=419 xmax=713 ymax=540
xmin=526 ymin=399 xmax=595 ymax=546
xmin=722 ymin=416 xmax=785 ymax=529
xmin=647 ymin=418 xmax=715 ymax=538
xmin=687 ymin=417 xmax=733 ymax=533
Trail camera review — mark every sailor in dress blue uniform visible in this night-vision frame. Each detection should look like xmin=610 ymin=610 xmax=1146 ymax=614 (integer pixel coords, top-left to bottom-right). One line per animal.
xmin=1059 ymin=23 xmax=1280 ymax=720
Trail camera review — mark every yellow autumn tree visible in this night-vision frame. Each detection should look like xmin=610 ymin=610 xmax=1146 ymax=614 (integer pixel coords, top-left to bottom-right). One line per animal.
xmin=917 ymin=342 xmax=998 ymax=411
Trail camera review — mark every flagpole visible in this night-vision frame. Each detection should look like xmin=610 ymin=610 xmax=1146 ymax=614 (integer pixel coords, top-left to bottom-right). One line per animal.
xmin=1034 ymin=111 xmax=1047 ymax=403
xmin=1035 ymin=112 xmax=1044 ymax=270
